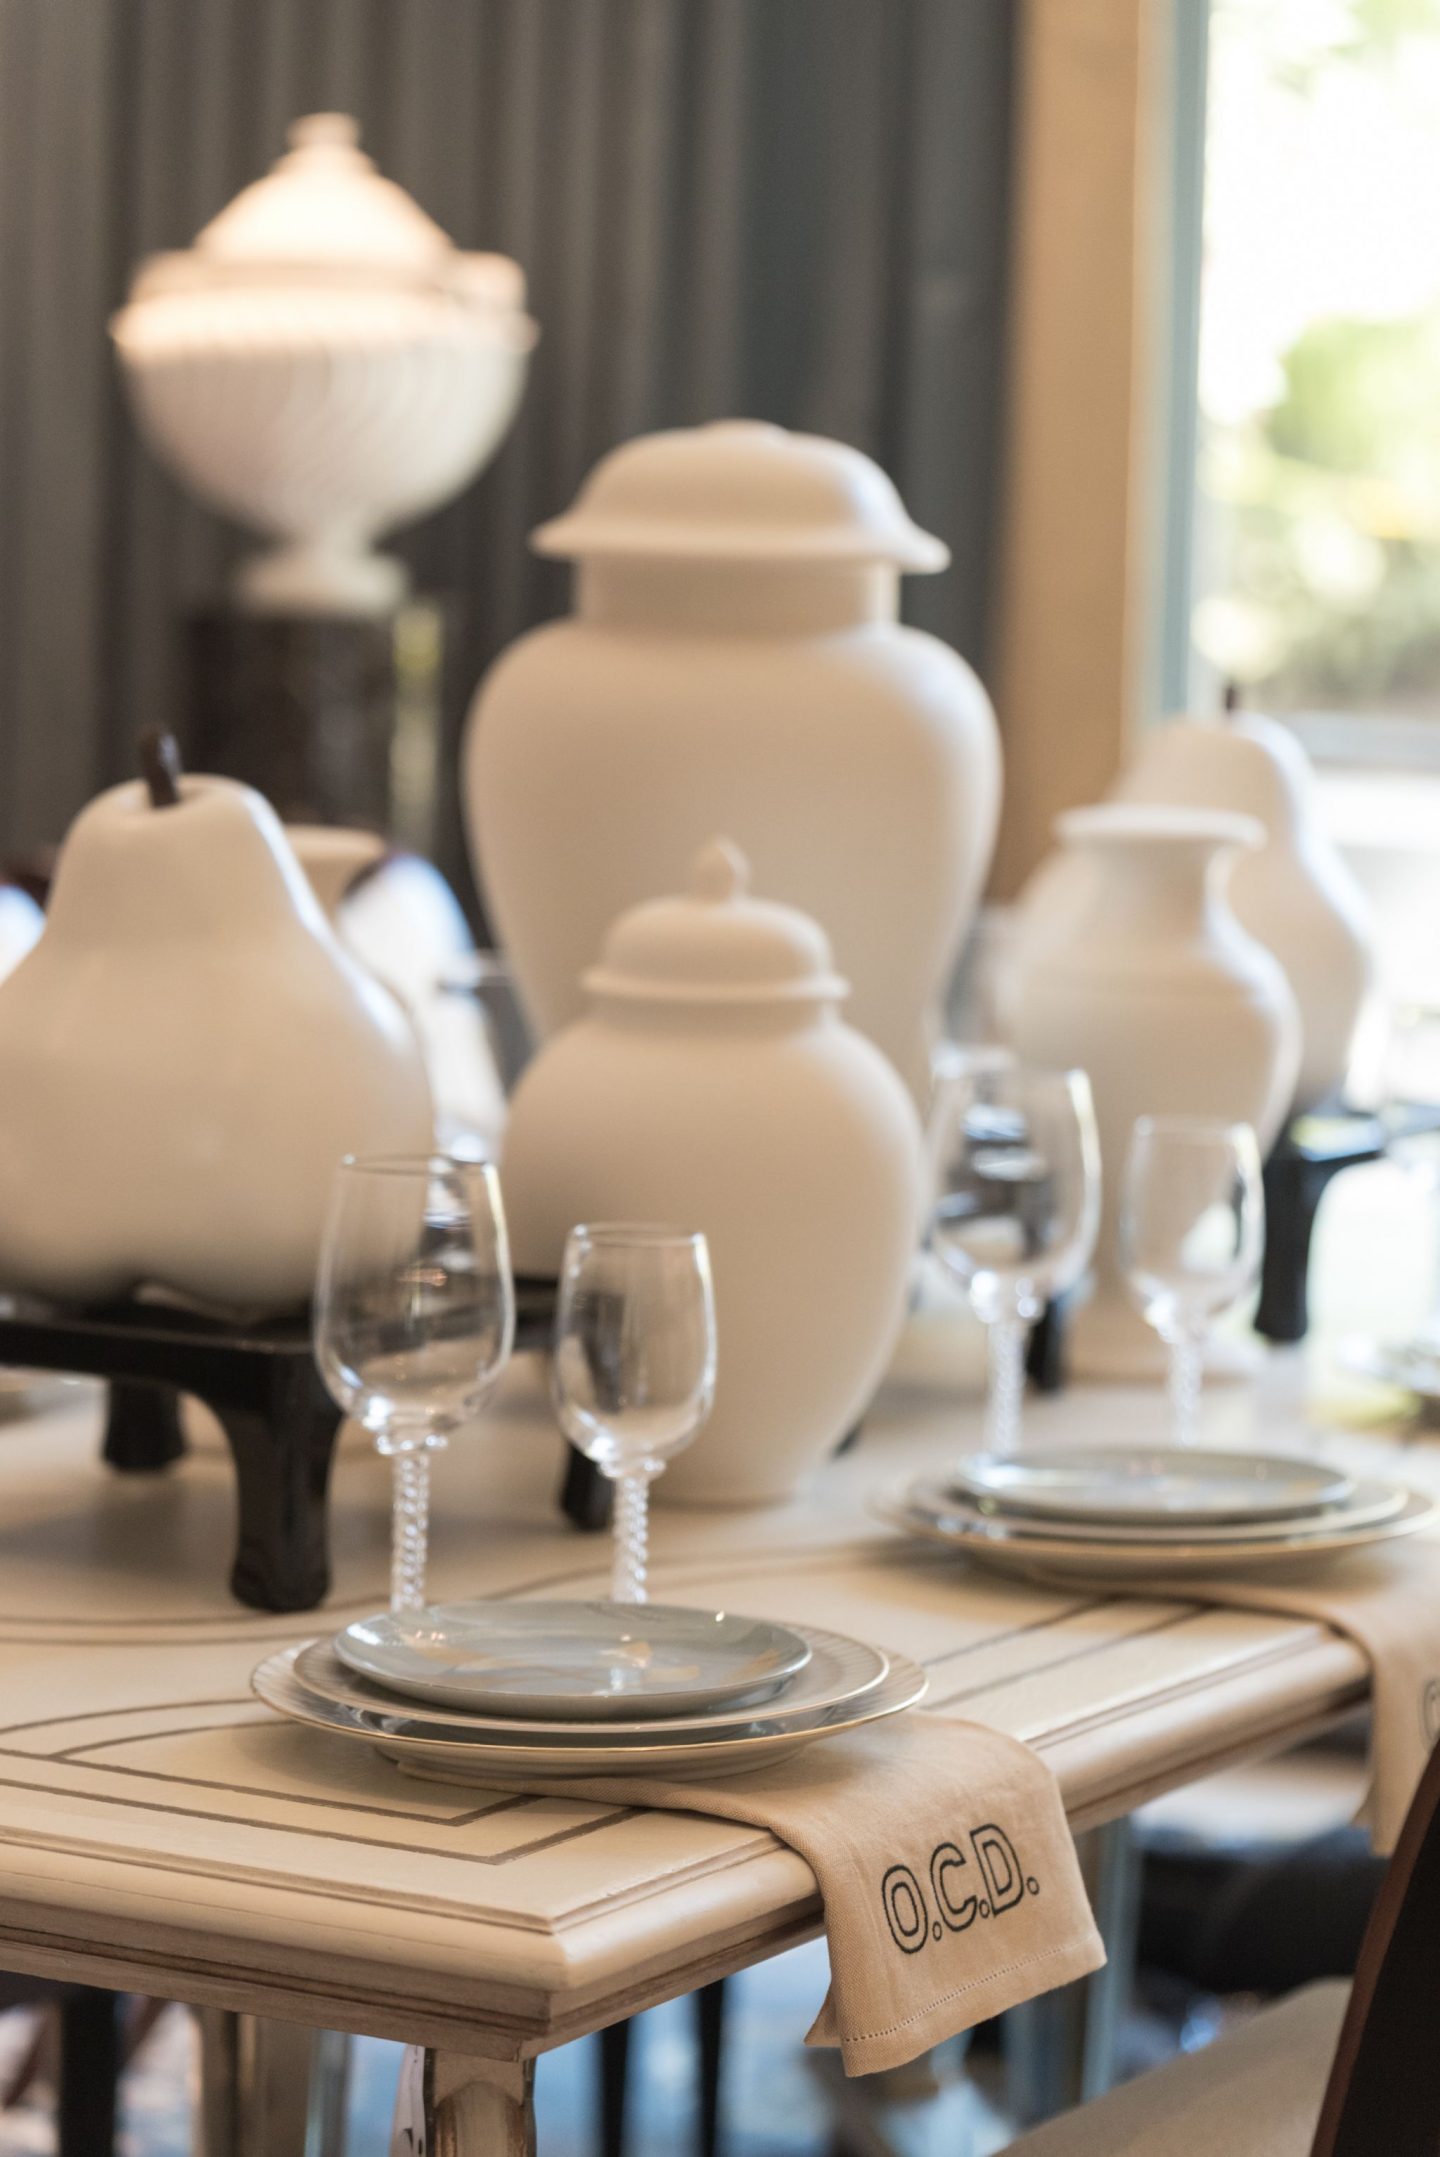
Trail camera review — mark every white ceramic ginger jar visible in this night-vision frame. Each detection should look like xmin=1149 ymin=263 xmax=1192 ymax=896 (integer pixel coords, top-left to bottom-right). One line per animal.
xmin=1006 ymin=712 xmax=1376 ymax=1112
xmin=0 ymin=777 xmax=433 ymax=1310
xmin=464 ymin=419 xmax=1001 ymax=1106
xmin=111 ymin=114 xmax=536 ymax=617
xmin=500 ymin=839 xmax=925 ymax=1504
xmin=1004 ymin=806 xmax=1300 ymax=1380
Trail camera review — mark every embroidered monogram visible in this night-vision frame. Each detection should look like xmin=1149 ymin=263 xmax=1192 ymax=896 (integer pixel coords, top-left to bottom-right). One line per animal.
xmin=881 ymin=1824 xmax=1040 ymax=1953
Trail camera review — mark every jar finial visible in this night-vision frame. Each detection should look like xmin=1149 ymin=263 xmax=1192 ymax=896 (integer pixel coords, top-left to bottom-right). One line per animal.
xmin=690 ymin=838 xmax=750 ymax=903
xmin=287 ymin=113 xmax=362 ymax=153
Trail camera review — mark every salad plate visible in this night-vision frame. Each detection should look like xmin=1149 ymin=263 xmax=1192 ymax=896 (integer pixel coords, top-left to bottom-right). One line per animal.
xmin=297 ymin=1628 xmax=889 ymax=1739
xmin=336 ymin=1599 xmax=811 ymax=1719
xmin=946 ymin=1447 xmax=1354 ymax=1528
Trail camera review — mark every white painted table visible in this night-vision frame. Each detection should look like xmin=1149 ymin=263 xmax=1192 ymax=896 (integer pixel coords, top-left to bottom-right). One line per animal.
xmin=0 ymin=1309 xmax=1395 ymax=2152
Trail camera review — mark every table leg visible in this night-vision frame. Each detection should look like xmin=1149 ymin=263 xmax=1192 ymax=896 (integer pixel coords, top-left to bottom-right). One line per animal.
xmin=391 ymin=2048 xmax=536 ymax=2157
xmin=57 ymin=1987 xmax=121 ymax=2157
xmin=195 ymin=2010 xmax=351 ymax=2157
xmin=1002 ymin=1816 xmax=1142 ymax=2127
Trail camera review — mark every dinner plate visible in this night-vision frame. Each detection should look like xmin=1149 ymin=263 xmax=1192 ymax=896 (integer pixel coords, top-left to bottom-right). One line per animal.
xmin=335 ymin=1600 xmax=812 ymax=1719
xmin=914 ymin=1477 xmax=1409 ymax=1548
xmin=252 ymin=1631 xmax=927 ymax=1782
xmin=296 ymin=1626 xmax=889 ymax=1739
xmin=1341 ymin=1336 xmax=1440 ymax=1403
xmin=946 ymin=1446 xmax=1354 ymax=1528
xmin=875 ymin=1481 xmax=1437 ymax=1582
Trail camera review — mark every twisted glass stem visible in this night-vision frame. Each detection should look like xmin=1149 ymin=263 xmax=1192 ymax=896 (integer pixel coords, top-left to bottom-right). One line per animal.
xmin=611 ymin=1471 xmax=652 ymax=1605
xmin=984 ymin=1316 xmax=1028 ymax=1459
xmin=389 ymin=1449 xmax=432 ymax=1613
xmin=1167 ymin=1324 xmax=1205 ymax=1449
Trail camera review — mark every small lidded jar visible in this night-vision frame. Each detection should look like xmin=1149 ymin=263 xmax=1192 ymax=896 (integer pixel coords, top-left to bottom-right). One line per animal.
xmin=501 ymin=839 xmax=924 ymax=1504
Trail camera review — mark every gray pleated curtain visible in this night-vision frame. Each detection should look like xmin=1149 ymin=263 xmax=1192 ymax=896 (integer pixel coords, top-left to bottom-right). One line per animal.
xmin=0 ymin=0 xmax=1014 ymax=895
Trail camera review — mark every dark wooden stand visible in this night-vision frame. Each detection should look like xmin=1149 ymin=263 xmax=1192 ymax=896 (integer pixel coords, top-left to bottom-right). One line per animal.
xmin=0 ymin=1279 xmax=564 ymax=1614
xmin=1256 ymin=1110 xmax=1386 ymax=1344
xmin=0 ymin=1298 xmax=343 ymax=1612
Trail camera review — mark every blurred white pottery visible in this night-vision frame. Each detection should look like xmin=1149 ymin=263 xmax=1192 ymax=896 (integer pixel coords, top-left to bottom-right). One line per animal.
xmin=500 ymin=839 xmax=925 ymax=1504
xmin=1004 ymin=806 xmax=1300 ymax=1379
xmin=465 ymin=419 xmax=1001 ymax=1104
xmin=288 ymin=825 xmax=506 ymax=1152
xmin=1006 ymin=712 xmax=1375 ymax=1111
xmin=111 ymin=115 xmax=536 ymax=617
xmin=0 ymin=778 xmax=432 ymax=1308
xmin=0 ymin=884 xmax=42 ymax=982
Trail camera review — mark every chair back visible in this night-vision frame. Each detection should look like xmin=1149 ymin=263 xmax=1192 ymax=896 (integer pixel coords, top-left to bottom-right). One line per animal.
xmin=1312 ymin=1730 xmax=1440 ymax=2155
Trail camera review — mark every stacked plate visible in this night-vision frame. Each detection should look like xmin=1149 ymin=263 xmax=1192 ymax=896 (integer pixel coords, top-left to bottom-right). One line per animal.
xmin=1341 ymin=1334 xmax=1440 ymax=1411
xmin=253 ymin=1600 xmax=926 ymax=1783
xmin=877 ymin=1445 xmax=1437 ymax=1584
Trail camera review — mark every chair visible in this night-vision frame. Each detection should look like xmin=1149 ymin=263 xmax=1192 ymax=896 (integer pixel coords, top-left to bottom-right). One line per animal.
xmin=1007 ymin=1723 xmax=1440 ymax=2156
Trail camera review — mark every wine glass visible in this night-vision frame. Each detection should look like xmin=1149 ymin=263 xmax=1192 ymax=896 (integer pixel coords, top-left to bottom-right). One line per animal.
xmin=929 ymin=1064 xmax=1101 ymax=1457
xmin=1381 ymin=1004 xmax=1440 ymax=1361
xmin=314 ymin=1154 xmax=515 ymax=1614
xmin=552 ymin=1226 xmax=717 ymax=1604
xmin=1120 ymin=1116 xmax=1264 ymax=1448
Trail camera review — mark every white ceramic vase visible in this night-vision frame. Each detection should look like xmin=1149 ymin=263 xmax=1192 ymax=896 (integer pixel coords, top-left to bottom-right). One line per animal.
xmin=465 ymin=419 xmax=1001 ymax=1105
xmin=0 ymin=777 xmax=433 ymax=1309
xmin=500 ymin=839 xmax=925 ymax=1504
xmin=1006 ymin=711 xmax=1376 ymax=1112
xmin=1004 ymin=806 xmax=1301 ymax=1379
xmin=111 ymin=115 xmax=536 ymax=617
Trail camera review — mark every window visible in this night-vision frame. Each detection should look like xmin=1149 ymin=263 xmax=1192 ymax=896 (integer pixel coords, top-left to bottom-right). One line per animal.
xmin=1192 ymin=0 xmax=1440 ymax=737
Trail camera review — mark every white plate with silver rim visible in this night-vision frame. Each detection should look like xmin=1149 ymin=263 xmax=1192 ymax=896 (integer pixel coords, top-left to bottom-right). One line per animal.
xmin=253 ymin=1632 xmax=926 ymax=1782
xmin=335 ymin=1600 xmax=812 ymax=1719
xmin=300 ymin=1628 xmax=888 ymax=1739
xmin=1341 ymin=1336 xmax=1440 ymax=1403
xmin=876 ymin=1480 xmax=1438 ymax=1581
xmin=915 ymin=1477 xmax=1409 ymax=1548
xmin=946 ymin=1447 xmax=1355 ymax=1528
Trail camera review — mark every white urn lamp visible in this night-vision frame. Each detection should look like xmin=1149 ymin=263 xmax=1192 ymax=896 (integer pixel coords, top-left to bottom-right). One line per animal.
xmin=111 ymin=114 xmax=537 ymax=617
xmin=501 ymin=838 xmax=925 ymax=1505
xmin=466 ymin=419 xmax=1002 ymax=1105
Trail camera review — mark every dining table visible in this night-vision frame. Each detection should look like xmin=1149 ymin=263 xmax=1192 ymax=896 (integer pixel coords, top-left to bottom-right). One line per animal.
xmin=0 ymin=1286 xmax=1417 ymax=2157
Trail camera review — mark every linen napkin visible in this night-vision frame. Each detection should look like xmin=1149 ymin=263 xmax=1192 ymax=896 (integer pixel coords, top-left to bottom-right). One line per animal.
xmin=521 ymin=1710 xmax=1105 ymax=2076
xmin=1136 ymin=1534 xmax=1440 ymax=1852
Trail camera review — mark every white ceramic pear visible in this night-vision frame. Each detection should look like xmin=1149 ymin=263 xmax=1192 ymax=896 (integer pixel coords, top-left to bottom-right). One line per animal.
xmin=287 ymin=824 xmax=506 ymax=1151
xmin=0 ymin=774 xmax=433 ymax=1308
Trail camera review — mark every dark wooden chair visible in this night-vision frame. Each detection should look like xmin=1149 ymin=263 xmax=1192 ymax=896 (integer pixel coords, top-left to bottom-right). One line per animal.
xmin=1005 ymin=1727 xmax=1440 ymax=2154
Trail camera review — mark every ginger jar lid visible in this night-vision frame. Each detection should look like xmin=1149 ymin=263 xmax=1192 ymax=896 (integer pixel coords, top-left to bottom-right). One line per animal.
xmin=533 ymin=420 xmax=949 ymax=570
xmin=583 ymin=839 xmax=850 ymax=1007
xmin=122 ymin=114 xmax=530 ymax=311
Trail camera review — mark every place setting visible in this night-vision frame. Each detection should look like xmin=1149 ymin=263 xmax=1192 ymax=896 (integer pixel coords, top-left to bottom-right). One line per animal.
xmin=879 ymin=1074 xmax=1437 ymax=1588
xmin=254 ymin=1177 xmax=925 ymax=1783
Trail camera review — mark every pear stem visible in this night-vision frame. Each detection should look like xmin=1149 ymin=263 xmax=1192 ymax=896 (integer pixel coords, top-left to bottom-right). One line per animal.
xmin=1221 ymin=679 xmax=1242 ymax=717
xmin=139 ymin=728 xmax=183 ymax=809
